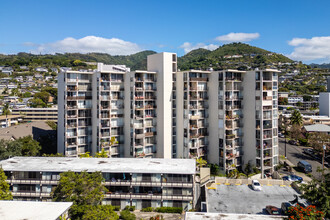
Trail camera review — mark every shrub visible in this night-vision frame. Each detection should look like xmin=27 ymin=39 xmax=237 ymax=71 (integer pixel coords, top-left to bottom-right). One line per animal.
xmin=113 ymin=206 xmax=120 ymax=211
xmin=120 ymin=209 xmax=136 ymax=220
xmin=298 ymin=138 xmax=308 ymax=146
xmin=154 ymin=207 xmax=183 ymax=214
xmin=124 ymin=206 xmax=135 ymax=211
xmin=141 ymin=207 xmax=153 ymax=212
xmin=150 ymin=215 xmax=164 ymax=220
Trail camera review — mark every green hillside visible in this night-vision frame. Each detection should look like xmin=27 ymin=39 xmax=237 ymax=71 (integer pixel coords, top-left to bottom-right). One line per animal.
xmin=0 ymin=43 xmax=294 ymax=72
xmin=0 ymin=50 xmax=156 ymax=71
xmin=178 ymin=42 xmax=293 ymax=71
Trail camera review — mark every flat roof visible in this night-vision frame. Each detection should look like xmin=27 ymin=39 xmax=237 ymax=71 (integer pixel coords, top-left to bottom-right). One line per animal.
xmin=0 ymin=201 xmax=72 ymax=220
xmin=0 ymin=157 xmax=196 ymax=174
xmin=304 ymin=124 xmax=330 ymax=132
xmin=207 ymin=185 xmax=305 ymax=215
xmin=185 ymin=212 xmax=284 ymax=220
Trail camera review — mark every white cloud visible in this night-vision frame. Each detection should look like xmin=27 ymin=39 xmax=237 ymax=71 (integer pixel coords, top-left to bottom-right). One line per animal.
xmin=27 ymin=36 xmax=142 ymax=55
xmin=287 ymin=36 xmax=330 ymax=62
xmin=215 ymin=32 xmax=260 ymax=42
xmin=179 ymin=42 xmax=218 ymax=54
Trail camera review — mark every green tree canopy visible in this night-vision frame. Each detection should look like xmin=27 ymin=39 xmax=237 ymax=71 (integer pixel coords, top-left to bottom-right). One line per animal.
xmin=52 ymin=171 xmax=108 ymax=219
xmin=300 ymin=171 xmax=330 ymax=218
xmin=290 ymin=109 xmax=303 ymax=126
xmin=0 ymin=168 xmax=13 ymax=200
xmin=17 ymin=135 xmax=41 ymax=156
xmin=82 ymin=205 xmax=119 ymax=220
xmin=52 ymin=171 xmax=107 ymax=206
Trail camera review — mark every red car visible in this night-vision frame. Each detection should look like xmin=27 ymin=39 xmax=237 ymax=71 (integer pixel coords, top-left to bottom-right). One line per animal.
xmin=266 ymin=205 xmax=280 ymax=215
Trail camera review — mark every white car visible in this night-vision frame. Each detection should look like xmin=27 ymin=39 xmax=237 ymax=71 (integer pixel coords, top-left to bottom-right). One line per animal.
xmin=252 ymin=180 xmax=262 ymax=191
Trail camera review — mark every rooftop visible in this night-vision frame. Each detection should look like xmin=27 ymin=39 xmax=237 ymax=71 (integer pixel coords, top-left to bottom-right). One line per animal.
xmin=185 ymin=212 xmax=284 ymax=220
xmin=0 ymin=121 xmax=54 ymax=141
xmin=207 ymin=184 xmax=305 ymax=215
xmin=0 ymin=157 xmax=196 ymax=174
xmin=304 ymin=124 xmax=330 ymax=132
xmin=0 ymin=201 xmax=72 ymax=220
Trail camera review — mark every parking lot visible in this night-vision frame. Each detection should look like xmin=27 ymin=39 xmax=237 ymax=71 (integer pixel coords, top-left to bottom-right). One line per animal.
xmin=207 ymin=184 xmax=305 ymax=214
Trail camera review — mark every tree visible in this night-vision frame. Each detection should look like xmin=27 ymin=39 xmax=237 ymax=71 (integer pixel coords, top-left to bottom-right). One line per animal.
xmin=82 ymin=205 xmax=119 ymax=220
xmin=34 ymin=91 xmax=50 ymax=104
xmin=299 ymin=171 xmax=330 ymax=218
xmin=278 ymin=97 xmax=288 ymax=105
xmin=29 ymin=98 xmax=47 ymax=108
xmin=0 ymin=139 xmax=22 ymax=160
xmin=17 ymin=135 xmax=41 ymax=156
xmin=196 ymin=158 xmax=207 ymax=170
xmin=290 ymin=110 xmax=303 ymax=126
xmin=52 ymin=171 xmax=107 ymax=205
xmin=1 ymin=103 xmax=11 ymax=116
xmin=0 ymin=167 xmax=13 ymax=200
xmin=52 ymin=171 xmax=108 ymax=219
xmin=308 ymin=132 xmax=330 ymax=153
xmin=120 ymin=209 xmax=136 ymax=220
xmin=290 ymin=124 xmax=303 ymax=142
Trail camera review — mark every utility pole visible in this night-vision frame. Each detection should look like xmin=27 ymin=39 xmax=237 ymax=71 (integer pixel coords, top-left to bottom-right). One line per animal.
xmin=285 ymin=126 xmax=287 ymax=158
xmin=322 ymin=145 xmax=326 ymax=170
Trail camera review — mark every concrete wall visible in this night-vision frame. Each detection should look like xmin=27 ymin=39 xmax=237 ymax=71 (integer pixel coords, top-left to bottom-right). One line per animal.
xmin=319 ymin=92 xmax=330 ymax=117
xmin=57 ymin=71 xmax=65 ymax=154
xmin=147 ymin=53 xmax=174 ymax=158
xmin=242 ymin=71 xmax=257 ymax=166
xmin=208 ymin=73 xmax=219 ymax=164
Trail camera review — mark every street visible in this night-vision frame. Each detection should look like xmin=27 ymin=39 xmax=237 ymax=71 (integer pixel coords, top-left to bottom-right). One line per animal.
xmin=278 ymin=138 xmax=329 ymax=179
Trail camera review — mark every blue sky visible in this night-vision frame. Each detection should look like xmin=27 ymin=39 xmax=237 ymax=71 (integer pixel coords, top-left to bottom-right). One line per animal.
xmin=1 ymin=0 xmax=330 ymax=63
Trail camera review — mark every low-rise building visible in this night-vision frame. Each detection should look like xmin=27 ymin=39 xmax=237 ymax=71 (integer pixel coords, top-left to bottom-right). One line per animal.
xmin=0 ymin=115 xmax=23 ymax=128
xmin=0 ymin=157 xmax=196 ymax=210
xmin=0 ymin=201 xmax=72 ymax=220
xmin=0 ymin=121 xmax=55 ymax=141
xmin=12 ymin=107 xmax=58 ymax=122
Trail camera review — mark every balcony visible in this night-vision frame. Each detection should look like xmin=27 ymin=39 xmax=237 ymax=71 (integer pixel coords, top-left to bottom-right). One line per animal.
xmin=190 ymin=77 xmax=208 ymax=82
xmin=145 ymin=132 xmax=156 ymax=137
xmin=135 ymin=133 xmax=145 ymax=139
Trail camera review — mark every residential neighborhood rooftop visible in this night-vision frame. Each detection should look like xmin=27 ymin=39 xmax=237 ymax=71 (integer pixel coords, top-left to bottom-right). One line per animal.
xmin=0 ymin=157 xmax=196 ymax=174
xmin=304 ymin=124 xmax=330 ymax=132
xmin=0 ymin=121 xmax=54 ymax=140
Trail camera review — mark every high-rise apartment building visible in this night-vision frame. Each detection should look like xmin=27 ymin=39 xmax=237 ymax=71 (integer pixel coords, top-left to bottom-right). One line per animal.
xmin=58 ymin=53 xmax=176 ymax=158
xmin=58 ymin=52 xmax=278 ymax=176
xmin=175 ymin=69 xmax=279 ymax=176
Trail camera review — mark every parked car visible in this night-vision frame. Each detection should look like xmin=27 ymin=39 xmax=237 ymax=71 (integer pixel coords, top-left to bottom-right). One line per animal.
xmin=278 ymin=133 xmax=285 ymax=138
xmin=282 ymin=174 xmax=303 ymax=182
xmin=252 ymin=180 xmax=262 ymax=191
xmin=302 ymin=148 xmax=314 ymax=157
xmin=288 ymin=140 xmax=297 ymax=145
xmin=281 ymin=202 xmax=292 ymax=215
xmin=297 ymin=160 xmax=312 ymax=173
xmin=266 ymin=205 xmax=280 ymax=215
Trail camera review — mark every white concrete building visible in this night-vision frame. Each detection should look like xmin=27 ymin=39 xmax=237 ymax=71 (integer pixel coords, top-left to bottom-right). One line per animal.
xmin=175 ymin=69 xmax=279 ymax=175
xmin=58 ymin=52 xmax=176 ymax=158
xmin=58 ymin=53 xmax=279 ymax=175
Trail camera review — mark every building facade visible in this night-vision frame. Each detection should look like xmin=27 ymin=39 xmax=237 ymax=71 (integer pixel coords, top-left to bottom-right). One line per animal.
xmin=58 ymin=52 xmax=279 ymax=175
xmin=1 ymin=157 xmax=196 ymax=210
xmin=58 ymin=53 xmax=176 ymax=158
xmin=12 ymin=108 xmax=57 ymax=122
xmin=175 ymin=69 xmax=279 ymax=176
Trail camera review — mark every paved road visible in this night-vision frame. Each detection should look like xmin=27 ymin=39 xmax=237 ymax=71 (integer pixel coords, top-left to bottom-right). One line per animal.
xmin=279 ymin=137 xmax=328 ymax=179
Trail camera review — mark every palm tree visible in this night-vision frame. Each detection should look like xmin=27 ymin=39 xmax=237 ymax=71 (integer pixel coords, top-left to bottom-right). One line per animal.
xmin=196 ymin=157 xmax=207 ymax=170
xmin=290 ymin=110 xmax=303 ymax=126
